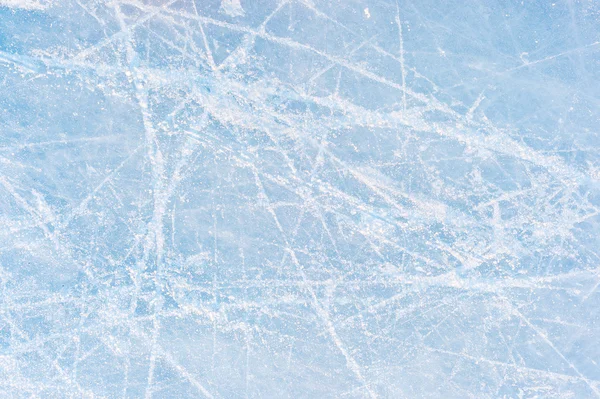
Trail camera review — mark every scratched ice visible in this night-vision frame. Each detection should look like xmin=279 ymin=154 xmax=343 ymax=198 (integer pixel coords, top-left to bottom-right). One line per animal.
xmin=1 ymin=0 xmax=600 ymax=397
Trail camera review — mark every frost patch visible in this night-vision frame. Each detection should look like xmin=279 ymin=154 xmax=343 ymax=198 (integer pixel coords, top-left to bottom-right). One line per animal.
xmin=0 ymin=0 xmax=52 ymax=9
xmin=219 ymin=0 xmax=245 ymax=18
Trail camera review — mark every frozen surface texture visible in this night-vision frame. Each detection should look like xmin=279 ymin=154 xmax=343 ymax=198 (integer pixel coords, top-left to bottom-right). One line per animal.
xmin=1 ymin=0 xmax=600 ymax=398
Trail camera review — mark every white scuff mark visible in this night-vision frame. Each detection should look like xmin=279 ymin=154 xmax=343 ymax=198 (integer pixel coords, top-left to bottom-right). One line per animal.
xmin=395 ymin=1 xmax=407 ymax=112
xmin=363 ymin=7 xmax=371 ymax=19
xmin=588 ymin=163 xmax=600 ymax=182
xmin=466 ymin=91 xmax=486 ymax=120
xmin=0 ymin=0 xmax=52 ymax=9
xmin=220 ymin=0 xmax=245 ymax=18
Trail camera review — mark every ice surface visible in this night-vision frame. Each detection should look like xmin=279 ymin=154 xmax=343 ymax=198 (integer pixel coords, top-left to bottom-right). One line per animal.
xmin=1 ymin=0 xmax=600 ymax=397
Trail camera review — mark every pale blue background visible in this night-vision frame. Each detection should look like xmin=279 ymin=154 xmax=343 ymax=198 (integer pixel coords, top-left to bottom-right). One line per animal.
xmin=1 ymin=0 xmax=600 ymax=397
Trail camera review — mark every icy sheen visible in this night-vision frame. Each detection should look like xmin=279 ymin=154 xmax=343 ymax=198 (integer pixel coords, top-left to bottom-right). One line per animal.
xmin=1 ymin=0 xmax=600 ymax=398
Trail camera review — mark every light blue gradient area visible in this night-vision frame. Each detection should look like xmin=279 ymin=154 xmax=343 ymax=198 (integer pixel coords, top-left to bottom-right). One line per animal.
xmin=1 ymin=1 xmax=600 ymax=397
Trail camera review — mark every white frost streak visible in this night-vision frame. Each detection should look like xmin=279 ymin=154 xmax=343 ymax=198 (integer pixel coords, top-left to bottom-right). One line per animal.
xmin=395 ymin=1 xmax=407 ymax=113
xmin=0 ymin=0 xmax=51 ymax=9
